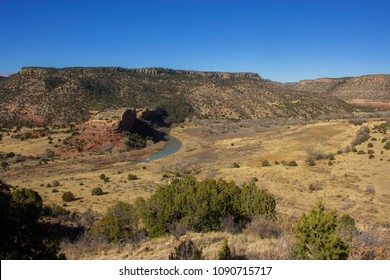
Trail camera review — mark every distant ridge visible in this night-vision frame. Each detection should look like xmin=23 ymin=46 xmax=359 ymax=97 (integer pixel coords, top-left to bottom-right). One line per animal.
xmin=287 ymin=74 xmax=390 ymax=103
xmin=0 ymin=66 xmax=377 ymax=127
xmin=18 ymin=66 xmax=262 ymax=80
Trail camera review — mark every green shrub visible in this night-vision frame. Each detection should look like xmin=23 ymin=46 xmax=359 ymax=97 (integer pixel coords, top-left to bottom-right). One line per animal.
xmin=308 ymin=159 xmax=316 ymax=166
xmin=0 ymin=181 xmax=64 ymax=259
xmin=103 ymin=177 xmax=110 ymax=182
xmin=327 ymin=154 xmax=335 ymax=160
xmin=367 ymin=149 xmax=374 ymax=154
xmin=367 ymin=143 xmax=374 ymax=148
xmin=357 ymin=150 xmax=366 ymax=155
xmin=62 ymin=191 xmax=75 ymax=202
xmin=1 ymin=162 xmax=8 ymax=170
xmin=42 ymin=204 xmax=70 ymax=217
xmin=218 ymin=239 xmax=232 ymax=260
xmin=274 ymin=161 xmax=280 ymax=165
xmin=99 ymin=174 xmax=106 ymax=180
xmin=369 ymin=154 xmax=375 ymax=159
xmin=291 ymin=201 xmax=350 ymax=260
xmin=91 ymin=187 xmax=103 ymax=196
xmin=338 ymin=214 xmax=358 ymax=241
xmin=232 ymin=162 xmax=240 ymax=168
xmin=374 ymin=121 xmax=390 ymax=134
xmin=337 ymin=150 xmax=343 ymax=155
xmin=168 ymin=239 xmax=204 ymax=260
xmin=328 ymin=161 xmax=333 ymax=166
xmin=287 ymin=160 xmax=298 ymax=166
xmin=262 ymin=160 xmax=271 ymax=167
xmin=12 ymin=188 xmax=43 ymax=221
xmin=124 ymin=132 xmax=146 ymax=149
xmin=137 ymin=177 xmax=276 ymax=237
xmin=90 ymin=202 xmax=140 ymax=243
xmin=352 ymin=148 xmax=358 ymax=153
xmin=127 ymin=174 xmax=138 ymax=180
xmin=371 ymin=137 xmax=377 ymax=141
xmin=6 ymin=152 xmax=15 ymax=158
xmin=384 ymin=141 xmax=390 ymax=150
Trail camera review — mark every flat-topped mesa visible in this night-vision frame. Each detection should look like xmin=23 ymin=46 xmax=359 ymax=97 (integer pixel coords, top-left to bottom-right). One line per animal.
xmin=133 ymin=68 xmax=262 ymax=79
xmin=17 ymin=66 xmax=262 ymax=80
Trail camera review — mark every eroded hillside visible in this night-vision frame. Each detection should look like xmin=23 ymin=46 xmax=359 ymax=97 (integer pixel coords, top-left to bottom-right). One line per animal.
xmin=287 ymin=75 xmax=390 ymax=107
xmin=0 ymin=67 xmax=358 ymax=127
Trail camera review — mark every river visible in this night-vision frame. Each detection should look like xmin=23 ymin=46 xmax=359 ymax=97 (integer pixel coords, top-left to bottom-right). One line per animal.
xmin=140 ymin=135 xmax=182 ymax=162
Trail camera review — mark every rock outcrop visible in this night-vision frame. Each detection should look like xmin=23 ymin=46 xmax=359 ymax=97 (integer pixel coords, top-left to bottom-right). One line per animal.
xmin=118 ymin=109 xmax=137 ymax=132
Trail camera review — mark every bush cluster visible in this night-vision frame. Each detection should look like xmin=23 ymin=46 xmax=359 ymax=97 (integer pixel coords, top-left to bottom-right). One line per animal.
xmin=291 ymin=201 xmax=352 ymax=260
xmin=124 ymin=132 xmax=147 ymax=149
xmin=127 ymin=174 xmax=138 ymax=180
xmin=218 ymin=239 xmax=232 ymax=260
xmin=91 ymin=187 xmax=103 ymax=196
xmin=62 ymin=191 xmax=75 ymax=202
xmin=287 ymin=160 xmax=298 ymax=166
xmin=136 ymin=177 xmax=276 ymax=237
xmin=262 ymin=160 xmax=271 ymax=167
xmin=42 ymin=204 xmax=70 ymax=218
xmin=90 ymin=202 xmax=140 ymax=243
xmin=373 ymin=121 xmax=390 ymax=134
xmin=0 ymin=182 xmax=64 ymax=259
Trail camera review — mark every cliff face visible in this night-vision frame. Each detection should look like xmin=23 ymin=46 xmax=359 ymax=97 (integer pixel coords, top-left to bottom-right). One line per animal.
xmin=132 ymin=67 xmax=261 ymax=79
xmin=288 ymin=75 xmax=390 ymax=103
xmin=117 ymin=109 xmax=137 ymax=132
xmin=0 ymin=66 xmax=367 ymax=127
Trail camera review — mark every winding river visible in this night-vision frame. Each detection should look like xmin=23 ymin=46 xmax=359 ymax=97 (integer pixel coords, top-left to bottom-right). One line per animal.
xmin=140 ymin=135 xmax=182 ymax=162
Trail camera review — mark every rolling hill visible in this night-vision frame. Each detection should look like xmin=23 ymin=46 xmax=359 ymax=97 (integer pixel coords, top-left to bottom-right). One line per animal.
xmin=0 ymin=67 xmax=378 ymax=127
xmin=287 ymin=75 xmax=390 ymax=107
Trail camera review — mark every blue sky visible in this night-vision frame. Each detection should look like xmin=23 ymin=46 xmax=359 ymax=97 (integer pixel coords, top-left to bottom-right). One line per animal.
xmin=1 ymin=0 xmax=389 ymax=82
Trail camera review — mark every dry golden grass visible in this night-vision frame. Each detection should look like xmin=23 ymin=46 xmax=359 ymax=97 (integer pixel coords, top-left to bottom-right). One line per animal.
xmin=61 ymin=231 xmax=290 ymax=260
xmin=1 ymin=118 xmax=389 ymax=259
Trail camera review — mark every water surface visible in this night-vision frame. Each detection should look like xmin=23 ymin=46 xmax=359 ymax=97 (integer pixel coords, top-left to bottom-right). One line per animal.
xmin=140 ymin=135 xmax=182 ymax=162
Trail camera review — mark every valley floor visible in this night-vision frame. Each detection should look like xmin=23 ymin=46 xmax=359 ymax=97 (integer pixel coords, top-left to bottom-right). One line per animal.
xmin=1 ymin=118 xmax=389 ymax=259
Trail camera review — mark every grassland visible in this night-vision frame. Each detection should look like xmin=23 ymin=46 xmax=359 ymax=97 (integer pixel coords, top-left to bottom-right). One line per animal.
xmin=1 ymin=116 xmax=389 ymax=259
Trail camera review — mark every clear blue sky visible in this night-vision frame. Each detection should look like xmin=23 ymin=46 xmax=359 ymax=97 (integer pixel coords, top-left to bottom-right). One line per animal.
xmin=1 ymin=0 xmax=389 ymax=82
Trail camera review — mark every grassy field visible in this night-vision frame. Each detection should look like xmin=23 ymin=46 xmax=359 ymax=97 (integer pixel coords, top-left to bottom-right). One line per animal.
xmin=1 ymin=117 xmax=389 ymax=259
